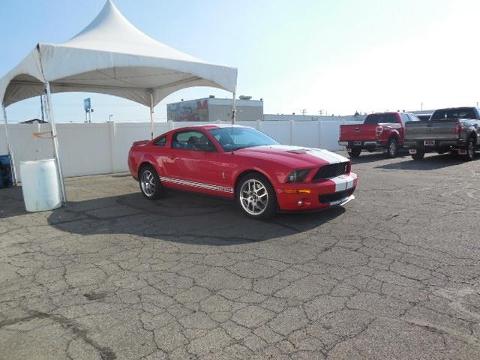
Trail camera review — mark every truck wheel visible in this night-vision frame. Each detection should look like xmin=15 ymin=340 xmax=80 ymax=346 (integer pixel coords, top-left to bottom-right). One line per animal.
xmin=348 ymin=148 xmax=362 ymax=158
xmin=464 ymin=137 xmax=476 ymax=161
xmin=411 ymin=149 xmax=425 ymax=161
xmin=386 ymin=137 xmax=399 ymax=158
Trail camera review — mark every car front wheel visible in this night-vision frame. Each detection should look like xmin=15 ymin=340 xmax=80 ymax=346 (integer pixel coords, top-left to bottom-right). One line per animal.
xmin=348 ymin=148 xmax=362 ymax=158
xmin=464 ymin=137 xmax=476 ymax=161
xmin=139 ymin=165 xmax=163 ymax=200
xmin=236 ymin=174 xmax=277 ymax=219
xmin=387 ymin=137 xmax=399 ymax=158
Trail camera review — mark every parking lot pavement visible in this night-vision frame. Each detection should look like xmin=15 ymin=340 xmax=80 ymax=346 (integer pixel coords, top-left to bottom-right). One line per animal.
xmin=0 ymin=152 xmax=479 ymax=360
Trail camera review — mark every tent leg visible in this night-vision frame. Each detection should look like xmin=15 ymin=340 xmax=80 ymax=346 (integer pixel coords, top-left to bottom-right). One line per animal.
xmin=149 ymin=93 xmax=155 ymax=140
xmin=231 ymin=90 xmax=237 ymax=125
xmin=44 ymin=82 xmax=67 ymax=205
xmin=2 ymin=105 xmax=17 ymax=186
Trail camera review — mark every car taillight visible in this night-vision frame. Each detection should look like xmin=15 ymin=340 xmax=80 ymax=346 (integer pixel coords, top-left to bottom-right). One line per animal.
xmin=376 ymin=126 xmax=383 ymax=137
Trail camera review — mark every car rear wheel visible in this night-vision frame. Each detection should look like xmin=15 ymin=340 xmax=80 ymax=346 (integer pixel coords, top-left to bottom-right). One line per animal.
xmin=464 ymin=137 xmax=476 ymax=161
xmin=348 ymin=148 xmax=362 ymax=158
xmin=411 ymin=148 xmax=425 ymax=161
xmin=139 ymin=165 xmax=163 ymax=200
xmin=386 ymin=137 xmax=399 ymax=158
xmin=236 ymin=174 xmax=277 ymax=219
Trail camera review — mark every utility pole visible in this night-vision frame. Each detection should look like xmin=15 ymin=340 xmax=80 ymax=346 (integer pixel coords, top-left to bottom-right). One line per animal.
xmin=40 ymin=95 xmax=45 ymax=122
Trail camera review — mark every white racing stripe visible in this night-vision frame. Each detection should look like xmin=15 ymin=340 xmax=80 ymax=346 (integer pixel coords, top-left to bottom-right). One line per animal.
xmin=160 ymin=176 xmax=234 ymax=194
xmin=330 ymin=173 xmax=357 ymax=192
xmin=310 ymin=149 xmax=349 ymax=164
xmin=268 ymin=145 xmax=349 ymax=165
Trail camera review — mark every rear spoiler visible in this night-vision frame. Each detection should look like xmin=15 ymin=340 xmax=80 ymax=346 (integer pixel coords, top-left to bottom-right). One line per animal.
xmin=132 ymin=140 xmax=149 ymax=147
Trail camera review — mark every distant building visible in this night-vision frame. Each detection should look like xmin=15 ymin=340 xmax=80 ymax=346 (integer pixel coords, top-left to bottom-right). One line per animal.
xmin=167 ymin=96 xmax=263 ymax=122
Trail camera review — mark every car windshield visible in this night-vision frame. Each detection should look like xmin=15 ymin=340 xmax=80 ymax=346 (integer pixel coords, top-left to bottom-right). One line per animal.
xmin=209 ymin=127 xmax=278 ymax=151
xmin=431 ymin=108 xmax=477 ymax=120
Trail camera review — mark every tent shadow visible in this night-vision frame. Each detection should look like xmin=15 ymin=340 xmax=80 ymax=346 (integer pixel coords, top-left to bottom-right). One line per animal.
xmin=0 ymin=186 xmax=27 ymax=219
xmin=47 ymin=191 xmax=345 ymax=246
xmin=374 ymin=153 xmax=479 ymax=171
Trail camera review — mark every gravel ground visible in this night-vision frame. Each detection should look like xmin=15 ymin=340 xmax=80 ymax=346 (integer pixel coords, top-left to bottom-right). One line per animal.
xmin=0 ymin=151 xmax=479 ymax=360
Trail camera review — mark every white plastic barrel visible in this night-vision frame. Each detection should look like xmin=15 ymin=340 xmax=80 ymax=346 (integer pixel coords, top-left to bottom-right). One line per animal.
xmin=20 ymin=159 xmax=62 ymax=212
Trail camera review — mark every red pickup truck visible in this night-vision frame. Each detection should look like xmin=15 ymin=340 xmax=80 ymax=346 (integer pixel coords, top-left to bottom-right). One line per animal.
xmin=338 ymin=112 xmax=420 ymax=158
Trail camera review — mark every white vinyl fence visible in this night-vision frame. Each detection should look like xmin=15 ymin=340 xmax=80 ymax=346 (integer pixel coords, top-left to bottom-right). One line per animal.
xmin=0 ymin=119 xmax=359 ymax=180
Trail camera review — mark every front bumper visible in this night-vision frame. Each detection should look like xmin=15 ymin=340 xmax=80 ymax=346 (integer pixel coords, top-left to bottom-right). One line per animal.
xmin=276 ymin=172 xmax=358 ymax=211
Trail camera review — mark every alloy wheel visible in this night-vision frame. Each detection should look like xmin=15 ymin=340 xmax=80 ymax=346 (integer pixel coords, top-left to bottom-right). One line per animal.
xmin=239 ymin=179 xmax=269 ymax=216
xmin=468 ymin=140 xmax=475 ymax=159
xmin=140 ymin=169 xmax=156 ymax=197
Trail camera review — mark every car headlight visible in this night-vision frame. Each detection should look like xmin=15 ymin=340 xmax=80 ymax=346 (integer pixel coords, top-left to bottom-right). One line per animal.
xmin=286 ymin=169 xmax=311 ymax=183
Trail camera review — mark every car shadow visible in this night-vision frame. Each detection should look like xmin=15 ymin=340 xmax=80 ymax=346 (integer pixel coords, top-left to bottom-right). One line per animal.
xmin=375 ymin=153 xmax=479 ymax=170
xmin=46 ymin=191 xmax=345 ymax=246
xmin=0 ymin=186 xmax=27 ymax=219
xmin=346 ymin=151 xmax=410 ymax=164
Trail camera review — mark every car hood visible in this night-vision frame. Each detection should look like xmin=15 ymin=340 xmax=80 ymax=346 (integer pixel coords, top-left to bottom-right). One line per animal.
xmin=234 ymin=145 xmax=348 ymax=168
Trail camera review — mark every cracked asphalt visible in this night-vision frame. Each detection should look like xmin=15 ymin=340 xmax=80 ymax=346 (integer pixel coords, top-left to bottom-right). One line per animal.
xmin=1 ymin=152 xmax=480 ymax=360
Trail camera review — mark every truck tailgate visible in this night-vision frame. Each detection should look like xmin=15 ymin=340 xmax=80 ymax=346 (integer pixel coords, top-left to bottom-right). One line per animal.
xmin=405 ymin=119 xmax=458 ymax=141
xmin=339 ymin=124 xmax=378 ymax=141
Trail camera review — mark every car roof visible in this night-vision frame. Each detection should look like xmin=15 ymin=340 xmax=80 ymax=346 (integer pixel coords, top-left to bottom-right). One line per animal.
xmin=434 ymin=106 xmax=476 ymax=111
xmin=172 ymin=123 xmax=249 ymax=131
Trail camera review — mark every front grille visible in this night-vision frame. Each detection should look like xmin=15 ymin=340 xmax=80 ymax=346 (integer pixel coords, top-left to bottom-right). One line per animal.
xmin=319 ymin=188 xmax=355 ymax=203
xmin=312 ymin=162 xmax=350 ymax=181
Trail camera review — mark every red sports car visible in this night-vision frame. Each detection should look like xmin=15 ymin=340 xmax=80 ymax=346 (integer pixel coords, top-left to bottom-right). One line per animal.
xmin=128 ymin=124 xmax=358 ymax=219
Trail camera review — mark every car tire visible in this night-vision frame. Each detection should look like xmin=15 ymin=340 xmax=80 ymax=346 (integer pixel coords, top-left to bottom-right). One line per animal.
xmin=236 ymin=173 xmax=277 ymax=219
xmin=348 ymin=148 xmax=362 ymax=158
xmin=464 ymin=137 xmax=476 ymax=161
xmin=139 ymin=164 xmax=163 ymax=200
xmin=386 ymin=137 xmax=399 ymax=158
xmin=411 ymin=149 xmax=425 ymax=161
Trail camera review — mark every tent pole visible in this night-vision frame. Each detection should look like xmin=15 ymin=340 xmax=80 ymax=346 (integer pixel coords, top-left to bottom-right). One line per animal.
xmin=231 ymin=90 xmax=237 ymax=125
xmin=2 ymin=105 xmax=17 ymax=186
xmin=44 ymin=82 xmax=67 ymax=204
xmin=149 ymin=92 xmax=155 ymax=140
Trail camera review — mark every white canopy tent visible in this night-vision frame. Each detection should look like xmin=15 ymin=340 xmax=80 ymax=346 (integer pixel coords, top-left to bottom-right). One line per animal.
xmin=0 ymin=0 xmax=237 ymax=204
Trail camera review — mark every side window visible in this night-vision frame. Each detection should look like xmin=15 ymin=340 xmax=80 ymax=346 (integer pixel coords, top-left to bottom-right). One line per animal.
xmin=400 ymin=113 xmax=416 ymax=123
xmin=172 ymin=131 xmax=216 ymax=152
xmin=407 ymin=114 xmax=420 ymax=122
xmin=153 ymin=136 xmax=166 ymax=147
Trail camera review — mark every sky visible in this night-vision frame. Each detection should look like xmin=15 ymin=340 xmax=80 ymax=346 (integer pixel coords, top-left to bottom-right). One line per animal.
xmin=1 ymin=0 xmax=479 ymax=123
